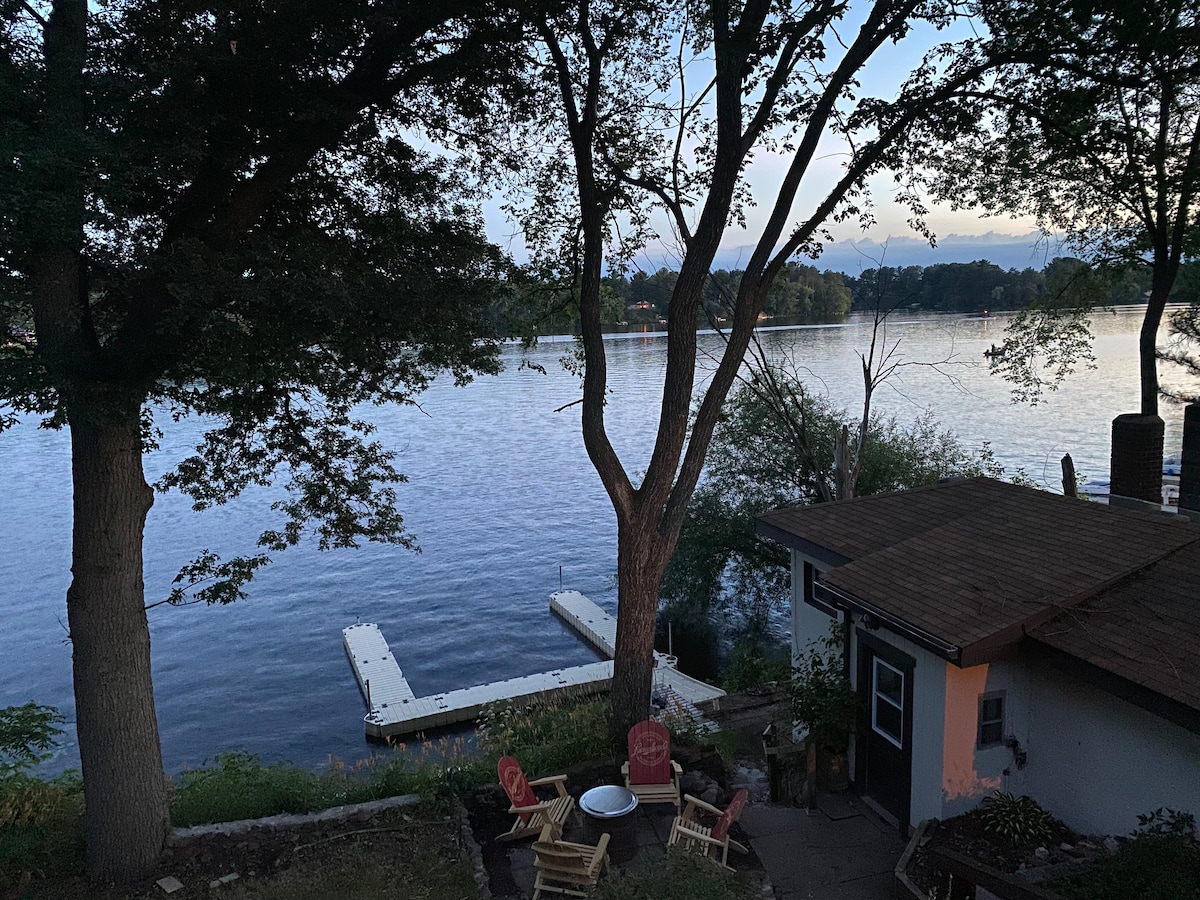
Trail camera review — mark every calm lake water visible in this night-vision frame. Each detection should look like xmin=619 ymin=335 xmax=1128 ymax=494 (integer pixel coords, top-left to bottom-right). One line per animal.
xmin=0 ymin=307 xmax=1193 ymax=773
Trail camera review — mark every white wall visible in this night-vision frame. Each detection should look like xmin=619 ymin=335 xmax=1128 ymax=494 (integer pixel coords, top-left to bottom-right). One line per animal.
xmin=1020 ymin=665 xmax=1200 ymax=836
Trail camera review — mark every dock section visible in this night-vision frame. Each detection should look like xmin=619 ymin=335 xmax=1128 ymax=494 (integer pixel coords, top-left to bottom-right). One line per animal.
xmin=347 ymin=590 xmax=725 ymax=741
xmin=343 ymin=623 xmax=415 ymax=716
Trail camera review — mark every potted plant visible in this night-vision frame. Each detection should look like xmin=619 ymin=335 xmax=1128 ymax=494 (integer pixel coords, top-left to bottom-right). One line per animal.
xmin=787 ymin=624 xmax=860 ymax=799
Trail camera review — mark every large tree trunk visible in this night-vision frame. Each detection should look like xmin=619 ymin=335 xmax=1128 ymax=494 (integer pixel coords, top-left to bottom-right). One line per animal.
xmin=66 ymin=396 xmax=169 ymax=881
xmin=610 ymin=517 xmax=671 ymax=736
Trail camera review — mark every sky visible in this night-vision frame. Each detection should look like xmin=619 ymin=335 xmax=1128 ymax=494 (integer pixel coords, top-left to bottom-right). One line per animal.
xmin=480 ymin=4 xmax=1047 ymax=277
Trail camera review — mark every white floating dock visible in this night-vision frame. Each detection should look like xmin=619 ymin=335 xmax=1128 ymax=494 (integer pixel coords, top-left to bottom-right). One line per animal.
xmin=346 ymin=591 xmax=725 ymax=740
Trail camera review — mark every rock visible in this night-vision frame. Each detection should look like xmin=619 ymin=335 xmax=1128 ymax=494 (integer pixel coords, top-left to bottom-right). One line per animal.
xmin=209 ymin=880 xmax=221 ymax=889
xmin=219 ymin=873 xmax=240 ymax=884
xmin=1059 ymin=842 xmax=1073 ymax=852
xmin=699 ymin=785 xmax=719 ymax=805
xmin=1103 ymin=836 xmax=1120 ymax=853
xmin=155 ymin=875 xmax=184 ymax=894
xmin=1034 ymin=847 xmax=1050 ymax=860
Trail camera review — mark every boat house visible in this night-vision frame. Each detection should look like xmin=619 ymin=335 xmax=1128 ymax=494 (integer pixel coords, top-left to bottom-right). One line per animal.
xmin=758 ymin=477 xmax=1200 ymax=836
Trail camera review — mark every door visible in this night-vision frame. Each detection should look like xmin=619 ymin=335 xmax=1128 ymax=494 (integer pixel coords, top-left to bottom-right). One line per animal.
xmin=856 ymin=632 xmax=914 ymax=830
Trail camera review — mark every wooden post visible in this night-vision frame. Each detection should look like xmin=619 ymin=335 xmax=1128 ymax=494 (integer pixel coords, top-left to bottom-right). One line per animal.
xmin=1061 ymin=453 xmax=1077 ymax=498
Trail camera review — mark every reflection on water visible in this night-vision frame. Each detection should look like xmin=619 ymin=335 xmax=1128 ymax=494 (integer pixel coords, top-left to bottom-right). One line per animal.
xmin=0 ymin=307 xmax=1193 ymax=772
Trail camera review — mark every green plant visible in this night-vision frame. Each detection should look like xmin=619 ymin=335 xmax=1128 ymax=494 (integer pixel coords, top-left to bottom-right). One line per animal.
xmin=477 ymin=694 xmax=612 ymax=775
xmin=0 ymin=772 xmax=85 ymax=890
xmin=0 ymin=704 xmax=64 ymax=778
xmin=977 ymin=791 xmax=1057 ymax=847
xmin=722 ymin=642 xmax=790 ymax=692
xmin=1052 ymin=808 xmax=1200 ymax=900
xmin=787 ymin=624 xmax=859 ymax=754
xmin=587 ymin=847 xmax=757 ymax=899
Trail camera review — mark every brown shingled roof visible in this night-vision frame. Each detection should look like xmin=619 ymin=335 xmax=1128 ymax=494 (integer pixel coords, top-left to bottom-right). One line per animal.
xmin=1031 ymin=542 xmax=1200 ymax=714
xmin=757 ymin=478 xmax=1200 ymax=700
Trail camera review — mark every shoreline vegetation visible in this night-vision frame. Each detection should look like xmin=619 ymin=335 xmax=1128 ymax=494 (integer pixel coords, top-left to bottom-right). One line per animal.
xmin=504 ymin=255 xmax=1180 ymax=336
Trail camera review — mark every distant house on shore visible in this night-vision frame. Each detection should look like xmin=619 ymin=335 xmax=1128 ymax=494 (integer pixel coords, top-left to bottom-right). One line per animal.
xmin=757 ymin=478 xmax=1200 ymax=836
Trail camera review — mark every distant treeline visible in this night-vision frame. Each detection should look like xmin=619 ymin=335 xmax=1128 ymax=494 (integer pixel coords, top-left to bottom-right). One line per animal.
xmin=509 ymin=256 xmax=1200 ymax=333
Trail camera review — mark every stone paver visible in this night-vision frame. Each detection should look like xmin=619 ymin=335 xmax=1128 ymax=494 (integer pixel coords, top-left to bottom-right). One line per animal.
xmin=740 ymin=796 xmax=906 ymax=900
xmin=500 ymin=789 xmax=904 ymax=899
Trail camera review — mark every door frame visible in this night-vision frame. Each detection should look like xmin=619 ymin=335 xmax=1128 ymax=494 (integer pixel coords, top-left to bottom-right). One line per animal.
xmin=854 ymin=628 xmax=915 ymax=834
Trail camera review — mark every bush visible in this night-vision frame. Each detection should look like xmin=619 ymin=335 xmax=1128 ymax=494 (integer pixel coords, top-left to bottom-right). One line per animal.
xmin=0 ymin=772 xmax=84 ymax=890
xmin=977 ymin=791 xmax=1058 ymax=847
xmin=722 ymin=642 xmax=790 ymax=692
xmin=477 ymin=694 xmax=612 ymax=776
xmin=1052 ymin=808 xmax=1200 ymax=900
xmin=170 ymin=745 xmax=479 ymax=827
xmin=587 ymin=848 xmax=757 ymax=899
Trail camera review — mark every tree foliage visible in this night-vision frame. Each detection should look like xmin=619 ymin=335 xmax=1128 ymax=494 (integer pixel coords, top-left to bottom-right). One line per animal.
xmin=661 ymin=368 xmax=1005 ymax=622
xmin=900 ymin=0 xmax=1200 ymax=414
xmin=1 ymin=0 xmax=527 ymax=878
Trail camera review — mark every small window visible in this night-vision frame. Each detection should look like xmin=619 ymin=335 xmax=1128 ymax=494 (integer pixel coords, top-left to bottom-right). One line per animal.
xmin=978 ymin=692 xmax=1005 ymax=747
xmin=872 ymin=658 xmax=904 ymax=748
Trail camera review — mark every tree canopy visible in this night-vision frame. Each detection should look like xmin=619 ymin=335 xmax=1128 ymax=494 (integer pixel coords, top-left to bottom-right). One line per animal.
xmin=1 ymin=0 xmax=526 ymax=879
xmin=901 ymin=0 xmax=1200 ymax=414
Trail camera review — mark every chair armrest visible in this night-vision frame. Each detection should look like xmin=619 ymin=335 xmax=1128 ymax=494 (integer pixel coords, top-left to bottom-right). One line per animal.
xmin=528 ymin=773 xmax=570 ymax=797
xmin=671 ymin=760 xmax=683 ymax=775
xmin=527 ymin=774 xmax=568 ymax=786
xmin=620 ymin=761 xmax=630 ymax=776
xmin=728 ymin=838 xmax=749 ymax=855
xmin=682 ymin=793 xmax=726 ymax=817
xmin=510 ymin=799 xmax=553 ymax=815
xmin=589 ymin=833 xmax=611 ymax=875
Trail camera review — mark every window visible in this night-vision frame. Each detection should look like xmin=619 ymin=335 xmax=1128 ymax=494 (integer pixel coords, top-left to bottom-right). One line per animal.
xmin=978 ymin=692 xmax=1005 ymax=747
xmin=872 ymin=657 xmax=904 ymax=748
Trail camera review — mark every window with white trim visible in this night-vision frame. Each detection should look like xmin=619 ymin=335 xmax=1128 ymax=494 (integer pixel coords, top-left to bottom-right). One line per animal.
xmin=871 ymin=657 xmax=904 ymax=749
xmin=978 ymin=692 xmax=1005 ymax=747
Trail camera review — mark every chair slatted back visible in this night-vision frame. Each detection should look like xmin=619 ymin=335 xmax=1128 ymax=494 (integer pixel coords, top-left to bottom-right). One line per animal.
xmin=712 ymin=789 xmax=748 ymax=842
xmin=626 ymin=719 xmax=672 ymax=785
xmin=498 ymin=756 xmax=538 ymax=823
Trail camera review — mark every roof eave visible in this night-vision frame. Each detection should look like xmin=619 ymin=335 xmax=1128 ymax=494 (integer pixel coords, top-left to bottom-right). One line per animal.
xmin=814 ymin=581 xmax=962 ymax=664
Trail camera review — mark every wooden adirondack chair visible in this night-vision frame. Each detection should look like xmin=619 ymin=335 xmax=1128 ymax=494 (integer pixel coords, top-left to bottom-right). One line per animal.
xmin=621 ymin=719 xmax=682 ymax=809
xmin=668 ymin=789 xmax=750 ymax=870
xmin=497 ymin=755 xmax=574 ymax=841
xmin=531 ymin=823 xmax=611 ymax=899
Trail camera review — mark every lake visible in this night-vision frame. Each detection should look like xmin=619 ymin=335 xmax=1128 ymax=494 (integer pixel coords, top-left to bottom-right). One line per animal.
xmin=0 ymin=307 xmax=1192 ymax=773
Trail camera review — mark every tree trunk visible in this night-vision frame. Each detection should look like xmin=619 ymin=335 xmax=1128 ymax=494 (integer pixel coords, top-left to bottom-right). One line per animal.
xmin=1140 ymin=281 xmax=1171 ymax=416
xmin=66 ymin=397 xmax=169 ymax=881
xmin=610 ymin=518 xmax=671 ymax=737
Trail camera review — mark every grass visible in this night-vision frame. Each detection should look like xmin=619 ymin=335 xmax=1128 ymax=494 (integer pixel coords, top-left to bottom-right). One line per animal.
xmin=476 ymin=693 xmax=615 ymax=776
xmin=214 ymin=837 xmax=478 ymax=900
xmin=588 ymin=849 xmax=759 ymax=899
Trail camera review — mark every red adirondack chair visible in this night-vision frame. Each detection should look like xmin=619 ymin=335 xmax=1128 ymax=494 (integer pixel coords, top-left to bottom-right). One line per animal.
xmin=668 ymin=788 xmax=750 ymax=869
xmin=497 ymin=755 xmax=574 ymax=841
xmin=621 ymin=719 xmax=682 ymax=809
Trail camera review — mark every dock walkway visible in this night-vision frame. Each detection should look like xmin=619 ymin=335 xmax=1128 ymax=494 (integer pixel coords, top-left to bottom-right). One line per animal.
xmin=345 ymin=591 xmax=725 ymax=741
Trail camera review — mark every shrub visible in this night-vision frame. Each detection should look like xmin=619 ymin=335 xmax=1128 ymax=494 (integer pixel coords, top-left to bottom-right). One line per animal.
xmin=588 ymin=848 xmax=757 ymax=899
xmin=788 ymin=624 xmax=859 ymax=754
xmin=0 ymin=772 xmax=84 ymax=889
xmin=477 ymin=694 xmax=612 ymax=775
xmin=722 ymin=642 xmax=790 ymax=692
xmin=1052 ymin=809 xmax=1200 ymax=900
xmin=977 ymin=791 xmax=1057 ymax=847
xmin=170 ymin=747 xmax=471 ymax=827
